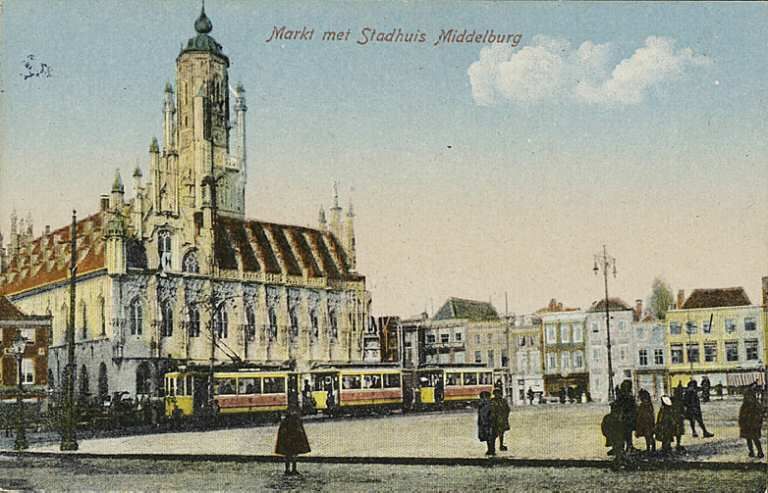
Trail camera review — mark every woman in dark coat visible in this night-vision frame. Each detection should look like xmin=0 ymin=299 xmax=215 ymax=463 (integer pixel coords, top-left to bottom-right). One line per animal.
xmin=671 ymin=384 xmax=686 ymax=451
xmin=491 ymin=388 xmax=511 ymax=451
xmin=738 ymin=386 xmax=764 ymax=458
xmin=477 ymin=391 xmax=494 ymax=456
xmin=655 ymin=395 xmax=675 ymax=453
xmin=635 ymin=389 xmax=655 ymax=452
xmin=275 ymin=405 xmax=311 ymax=474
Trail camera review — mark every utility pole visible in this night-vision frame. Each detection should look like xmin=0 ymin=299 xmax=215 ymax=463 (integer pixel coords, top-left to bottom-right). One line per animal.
xmin=206 ymin=80 xmax=219 ymax=421
xmin=594 ymin=245 xmax=617 ymax=402
xmin=60 ymin=210 xmax=78 ymax=450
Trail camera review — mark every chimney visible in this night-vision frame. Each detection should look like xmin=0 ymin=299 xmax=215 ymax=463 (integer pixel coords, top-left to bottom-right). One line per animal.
xmin=762 ymin=276 xmax=768 ymax=307
xmin=100 ymin=194 xmax=110 ymax=212
xmin=677 ymin=290 xmax=685 ymax=309
xmin=635 ymin=299 xmax=643 ymax=320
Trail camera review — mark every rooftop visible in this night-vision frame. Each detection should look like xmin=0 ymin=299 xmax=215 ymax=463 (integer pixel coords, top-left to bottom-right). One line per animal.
xmin=432 ymin=297 xmax=499 ymax=322
xmin=681 ymin=287 xmax=752 ymax=309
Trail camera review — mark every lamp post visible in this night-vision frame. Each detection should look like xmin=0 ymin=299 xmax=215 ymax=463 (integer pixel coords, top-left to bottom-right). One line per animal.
xmin=593 ymin=245 xmax=617 ymax=402
xmin=10 ymin=330 xmax=29 ymax=450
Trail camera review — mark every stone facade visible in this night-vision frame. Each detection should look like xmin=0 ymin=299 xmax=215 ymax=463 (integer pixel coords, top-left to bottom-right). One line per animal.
xmin=585 ymin=298 xmax=636 ymax=402
xmin=0 ymin=8 xmax=369 ymax=399
xmin=508 ymin=313 xmax=543 ymax=405
xmin=539 ymin=300 xmax=588 ymax=397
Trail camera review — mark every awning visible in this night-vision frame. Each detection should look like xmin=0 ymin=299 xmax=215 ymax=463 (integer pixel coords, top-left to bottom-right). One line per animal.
xmin=726 ymin=371 xmax=765 ymax=387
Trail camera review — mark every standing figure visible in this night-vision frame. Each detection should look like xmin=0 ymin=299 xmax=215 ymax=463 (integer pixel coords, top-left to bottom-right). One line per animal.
xmin=615 ymin=380 xmax=638 ymax=453
xmin=635 ymin=389 xmax=655 ymax=453
xmin=527 ymin=387 xmax=534 ymax=405
xmin=738 ymin=385 xmax=764 ymax=458
xmin=275 ymin=405 xmax=311 ymax=475
xmin=435 ymin=377 xmax=445 ymax=406
xmin=602 ymin=401 xmax=625 ymax=461
xmin=491 ymin=388 xmax=511 ymax=452
xmin=477 ymin=391 xmax=495 ymax=456
xmin=684 ymin=380 xmax=714 ymax=438
xmin=671 ymin=385 xmax=686 ymax=451
xmin=700 ymin=376 xmax=711 ymax=403
xmin=655 ymin=395 xmax=676 ymax=454
xmin=301 ymin=379 xmax=315 ymax=415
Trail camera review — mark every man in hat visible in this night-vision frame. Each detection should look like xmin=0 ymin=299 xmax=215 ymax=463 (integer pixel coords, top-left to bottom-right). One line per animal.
xmin=685 ymin=380 xmax=714 ymax=438
xmin=491 ymin=388 xmax=511 ymax=452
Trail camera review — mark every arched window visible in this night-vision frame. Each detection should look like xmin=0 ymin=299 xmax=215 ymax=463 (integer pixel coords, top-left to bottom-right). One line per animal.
xmin=97 ymin=362 xmax=109 ymax=402
xmin=98 ymin=296 xmax=106 ymax=336
xmin=245 ymin=306 xmax=256 ymax=340
xmin=309 ymin=308 xmax=319 ymax=340
xmin=129 ymin=298 xmax=143 ymax=336
xmin=47 ymin=369 xmax=54 ymax=390
xmin=188 ymin=307 xmax=200 ymax=338
xmin=214 ymin=305 xmax=228 ymax=339
xmin=161 ymin=302 xmax=174 ymax=337
xmin=78 ymin=300 xmax=87 ymax=339
xmin=78 ymin=364 xmax=90 ymax=403
xmin=182 ymin=251 xmax=199 ymax=273
xmin=267 ymin=306 xmax=278 ymax=341
xmin=136 ymin=362 xmax=152 ymax=396
xmin=289 ymin=306 xmax=299 ymax=340
xmin=158 ymin=231 xmax=172 ymax=271
xmin=329 ymin=309 xmax=338 ymax=341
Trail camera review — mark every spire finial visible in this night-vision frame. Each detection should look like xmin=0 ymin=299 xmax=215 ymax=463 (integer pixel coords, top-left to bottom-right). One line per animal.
xmin=333 ymin=181 xmax=339 ymax=208
xmin=112 ymin=169 xmax=124 ymax=193
xmin=347 ymin=186 xmax=354 ymax=217
xmin=195 ymin=0 xmax=213 ymax=34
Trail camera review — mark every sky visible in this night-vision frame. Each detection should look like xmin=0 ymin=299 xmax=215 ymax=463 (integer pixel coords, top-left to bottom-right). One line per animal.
xmin=0 ymin=1 xmax=766 ymax=317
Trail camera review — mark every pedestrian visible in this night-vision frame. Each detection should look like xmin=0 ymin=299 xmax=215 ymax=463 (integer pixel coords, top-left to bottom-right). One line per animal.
xmin=527 ymin=387 xmax=534 ymax=405
xmin=700 ymin=376 xmax=711 ymax=403
xmin=435 ymin=377 xmax=445 ymax=406
xmin=738 ymin=385 xmax=764 ymax=458
xmin=635 ymin=389 xmax=655 ymax=453
xmin=671 ymin=385 xmax=686 ymax=451
xmin=491 ymin=388 xmax=511 ymax=452
xmin=275 ymin=404 xmax=311 ymax=475
xmin=601 ymin=401 xmax=625 ymax=461
xmin=477 ymin=391 xmax=495 ymax=456
xmin=684 ymin=380 xmax=714 ymax=438
xmin=615 ymin=380 xmax=638 ymax=453
xmin=558 ymin=387 xmax=566 ymax=404
xmin=655 ymin=395 xmax=676 ymax=454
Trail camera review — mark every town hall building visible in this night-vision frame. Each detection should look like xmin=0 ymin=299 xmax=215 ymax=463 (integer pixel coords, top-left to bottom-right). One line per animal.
xmin=0 ymin=6 xmax=371 ymax=399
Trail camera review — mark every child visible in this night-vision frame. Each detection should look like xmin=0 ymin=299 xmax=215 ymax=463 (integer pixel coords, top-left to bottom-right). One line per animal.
xmin=635 ymin=389 xmax=655 ymax=453
xmin=738 ymin=385 xmax=764 ymax=458
xmin=275 ymin=404 xmax=311 ymax=474
xmin=655 ymin=395 xmax=675 ymax=454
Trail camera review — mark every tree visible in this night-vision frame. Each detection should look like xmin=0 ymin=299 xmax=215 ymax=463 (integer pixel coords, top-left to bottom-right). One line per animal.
xmin=649 ymin=277 xmax=674 ymax=320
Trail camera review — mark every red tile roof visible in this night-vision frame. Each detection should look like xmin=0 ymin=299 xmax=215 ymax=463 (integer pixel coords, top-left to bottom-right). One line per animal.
xmin=0 ymin=213 xmax=106 ymax=296
xmin=682 ymin=287 xmax=752 ymax=309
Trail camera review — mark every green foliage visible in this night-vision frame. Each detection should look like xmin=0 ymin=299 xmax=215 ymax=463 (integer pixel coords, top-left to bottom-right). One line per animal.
xmin=650 ymin=277 xmax=674 ymax=320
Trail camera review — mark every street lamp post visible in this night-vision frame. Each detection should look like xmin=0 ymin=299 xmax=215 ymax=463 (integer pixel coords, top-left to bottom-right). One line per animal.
xmin=10 ymin=330 xmax=28 ymax=450
xmin=594 ymin=245 xmax=617 ymax=402
xmin=60 ymin=210 xmax=79 ymax=450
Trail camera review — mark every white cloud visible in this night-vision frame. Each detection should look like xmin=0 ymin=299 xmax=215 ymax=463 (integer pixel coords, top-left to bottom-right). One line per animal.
xmin=468 ymin=35 xmax=711 ymax=106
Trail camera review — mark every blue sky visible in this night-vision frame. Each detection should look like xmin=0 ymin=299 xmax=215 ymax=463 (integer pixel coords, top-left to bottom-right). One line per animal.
xmin=1 ymin=1 xmax=766 ymax=316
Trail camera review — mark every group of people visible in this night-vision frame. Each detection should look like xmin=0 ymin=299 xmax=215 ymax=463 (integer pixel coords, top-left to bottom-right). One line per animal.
xmin=603 ymin=379 xmax=715 ymax=460
xmin=477 ymin=387 xmax=511 ymax=456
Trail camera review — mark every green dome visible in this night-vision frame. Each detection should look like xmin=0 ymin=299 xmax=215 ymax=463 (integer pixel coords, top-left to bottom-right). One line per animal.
xmin=181 ymin=5 xmax=226 ymax=59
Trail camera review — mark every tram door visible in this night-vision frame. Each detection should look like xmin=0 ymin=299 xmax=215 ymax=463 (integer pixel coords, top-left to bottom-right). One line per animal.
xmin=418 ymin=370 xmax=443 ymax=405
xmin=192 ymin=375 xmax=208 ymax=414
xmin=287 ymin=374 xmax=299 ymax=409
xmin=311 ymin=372 xmax=338 ymax=411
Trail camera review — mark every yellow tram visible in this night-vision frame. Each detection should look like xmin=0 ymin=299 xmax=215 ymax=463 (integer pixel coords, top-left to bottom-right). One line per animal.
xmin=414 ymin=366 xmax=494 ymax=407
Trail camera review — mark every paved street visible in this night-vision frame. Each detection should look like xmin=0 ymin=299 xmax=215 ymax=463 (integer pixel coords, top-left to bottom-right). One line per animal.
xmin=28 ymin=399 xmax=764 ymax=463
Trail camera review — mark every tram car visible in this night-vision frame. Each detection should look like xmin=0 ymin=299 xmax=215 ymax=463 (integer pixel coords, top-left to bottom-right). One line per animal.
xmin=410 ymin=366 xmax=494 ymax=409
xmin=303 ymin=366 xmax=403 ymax=415
xmin=164 ymin=368 xmax=298 ymax=418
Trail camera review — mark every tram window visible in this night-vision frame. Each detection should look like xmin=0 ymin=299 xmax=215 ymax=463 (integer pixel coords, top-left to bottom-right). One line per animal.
xmin=364 ymin=375 xmax=382 ymax=389
xmin=238 ymin=378 xmax=260 ymax=394
xmin=463 ymin=373 xmax=478 ymax=385
xmin=263 ymin=377 xmax=285 ymax=394
xmin=342 ymin=375 xmax=362 ymax=390
xmin=479 ymin=373 xmax=493 ymax=385
xmin=215 ymin=378 xmax=237 ymax=395
xmin=383 ymin=374 xmax=400 ymax=388
xmin=185 ymin=375 xmax=193 ymax=396
xmin=446 ymin=373 xmax=461 ymax=386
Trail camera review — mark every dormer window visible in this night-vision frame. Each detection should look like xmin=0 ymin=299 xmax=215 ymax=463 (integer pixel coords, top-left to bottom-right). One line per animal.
xmin=158 ymin=231 xmax=172 ymax=271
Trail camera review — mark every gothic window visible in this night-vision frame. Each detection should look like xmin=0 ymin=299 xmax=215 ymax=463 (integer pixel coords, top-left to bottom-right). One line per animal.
xmin=289 ymin=306 xmax=299 ymax=340
xmin=182 ymin=251 xmax=200 ymax=273
xmin=129 ymin=298 xmax=143 ymax=336
xmin=78 ymin=365 xmax=90 ymax=402
xmin=136 ymin=362 xmax=152 ymax=396
xmin=329 ymin=309 xmax=339 ymax=341
xmin=99 ymin=296 xmax=106 ymax=336
xmin=98 ymin=362 xmax=109 ymax=402
xmin=158 ymin=231 xmax=172 ymax=271
xmin=268 ymin=306 xmax=278 ymax=341
xmin=214 ymin=305 xmax=228 ymax=339
xmin=161 ymin=302 xmax=174 ymax=337
xmin=79 ymin=300 xmax=87 ymax=339
xmin=309 ymin=308 xmax=319 ymax=340
xmin=245 ymin=306 xmax=256 ymax=340
xmin=188 ymin=307 xmax=200 ymax=338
